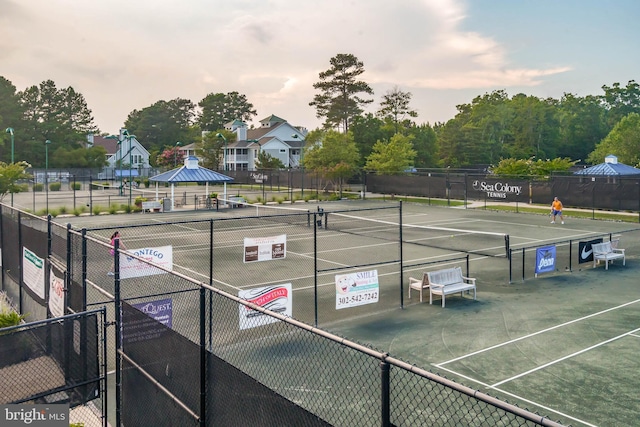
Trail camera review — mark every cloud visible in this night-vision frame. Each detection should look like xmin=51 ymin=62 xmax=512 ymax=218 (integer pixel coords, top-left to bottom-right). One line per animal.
xmin=1 ymin=0 xmax=573 ymax=131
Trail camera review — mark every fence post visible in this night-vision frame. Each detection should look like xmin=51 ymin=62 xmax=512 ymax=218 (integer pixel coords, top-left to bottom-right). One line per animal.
xmin=380 ymin=356 xmax=391 ymax=427
xmin=522 ymin=248 xmax=525 ymax=282
xmin=18 ymin=211 xmax=23 ymax=313
xmin=82 ymin=228 xmax=88 ymax=311
xmin=399 ymin=202 xmax=404 ymax=308
xmin=114 ymin=238 xmax=122 ymax=427
xmin=199 ymin=285 xmax=206 ymax=427
xmin=314 ymin=213 xmax=318 ymax=327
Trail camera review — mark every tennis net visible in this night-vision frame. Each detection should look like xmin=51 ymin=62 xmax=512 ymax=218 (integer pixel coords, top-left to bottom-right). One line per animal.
xmin=323 ymin=211 xmax=510 ymax=258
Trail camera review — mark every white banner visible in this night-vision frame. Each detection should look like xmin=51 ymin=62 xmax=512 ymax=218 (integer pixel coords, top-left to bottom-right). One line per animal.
xmin=243 ymin=234 xmax=286 ymax=263
xmin=238 ymin=283 xmax=293 ymax=330
xmin=120 ymin=246 xmax=173 ymax=279
xmin=49 ymin=266 xmax=65 ymax=318
xmin=22 ymin=247 xmax=45 ymax=299
xmin=335 ymin=270 xmax=379 ymax=310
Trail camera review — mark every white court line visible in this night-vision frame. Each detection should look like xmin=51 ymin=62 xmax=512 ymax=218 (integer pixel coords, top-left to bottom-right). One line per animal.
xmin=436 ymin=297 xmax=640 ymax=366
xmin=492 ymin=326 xmax=640 ymax=387
xmin=432 ymin=364 xmax=598 ymax=427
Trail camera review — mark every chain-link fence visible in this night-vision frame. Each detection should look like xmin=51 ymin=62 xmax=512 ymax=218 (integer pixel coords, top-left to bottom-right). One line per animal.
xmin=509 ymin=228 xmax=640 ymax=283
xmin=0 ymin=308 xmax=107 ymax=427
xmin=1 ymin=202 xmax=567 ymax=426
xmin=366 ymin=172 xmax=640 ymax=217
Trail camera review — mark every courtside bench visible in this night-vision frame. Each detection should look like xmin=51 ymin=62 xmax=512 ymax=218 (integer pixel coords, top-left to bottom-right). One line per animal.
xmin=427 ymin=267 xmax=476 ymax=308
xmin=141 ymin=200 xmax=162 ymax=213
xmin=592 ymin=241 xmax=625 ymax=270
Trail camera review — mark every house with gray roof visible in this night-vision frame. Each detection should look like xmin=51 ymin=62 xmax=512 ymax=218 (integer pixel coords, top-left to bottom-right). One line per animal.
xmin=222 ymin=115 xmax=307 ymax=171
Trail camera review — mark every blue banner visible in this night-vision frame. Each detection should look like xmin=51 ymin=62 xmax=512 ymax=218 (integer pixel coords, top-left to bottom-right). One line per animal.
xmin=535 ymin=246 xmax=556 ymax=275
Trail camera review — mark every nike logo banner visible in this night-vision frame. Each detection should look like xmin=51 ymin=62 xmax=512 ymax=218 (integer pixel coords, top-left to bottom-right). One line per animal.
xmin=578 ymin=238 xmax=603 ymax=263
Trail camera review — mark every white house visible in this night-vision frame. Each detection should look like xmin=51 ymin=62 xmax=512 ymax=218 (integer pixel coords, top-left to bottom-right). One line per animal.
xmin=223 ymin=115 xmax=307 ymax=171
xmin=89 ymin=128 xmax=152 ymax=178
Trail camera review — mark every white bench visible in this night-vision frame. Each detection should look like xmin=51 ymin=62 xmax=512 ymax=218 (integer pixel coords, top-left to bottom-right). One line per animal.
xmin=141 ymin=200 xmax=162 ymax=213
xmin=427 ymin=267 xmax=476 ymax=308
xmin=592 ymin=241 xmax=625 ymax=270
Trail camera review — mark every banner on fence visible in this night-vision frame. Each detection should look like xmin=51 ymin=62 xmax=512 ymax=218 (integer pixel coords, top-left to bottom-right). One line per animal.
xmin=243 ymin=235 xmax=286 ymax=263
xmin=578 ymin=238 xmax=603 ymax=264
xmin=22 ymin=247 xmax=45 ymax=299
xmin=120 ymin=246 xmax=173 ymax=279
xmin=238 ymin=283 xmax=293 ymax=330
xmin=132 ymin=298 xmax=173 ymax=328
xmin=335 ymin=270 xmax=379 ymax=310
xmin=535 ymin=246 xmax=556 ymax=276
xmin=49 ymin=266 xmax=65 ymax=318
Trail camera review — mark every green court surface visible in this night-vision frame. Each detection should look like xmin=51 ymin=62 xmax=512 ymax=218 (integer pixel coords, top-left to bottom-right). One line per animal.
xmin=58 ymin=200 xmax=640 ymax=426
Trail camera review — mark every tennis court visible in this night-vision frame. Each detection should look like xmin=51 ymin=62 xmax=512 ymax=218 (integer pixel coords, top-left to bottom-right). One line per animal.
xmin=60 ymin=200 xmax=640 ymax=426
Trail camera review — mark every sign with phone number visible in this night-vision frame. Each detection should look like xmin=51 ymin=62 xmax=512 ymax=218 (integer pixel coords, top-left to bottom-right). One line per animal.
xmin=335 ymin=270 xmax=379 ymax=310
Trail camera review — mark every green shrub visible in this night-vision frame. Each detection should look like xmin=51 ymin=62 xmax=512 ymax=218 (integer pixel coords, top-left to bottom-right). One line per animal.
xmin=108 ymin=204 xmax=118 ymax=214
xmin=134 ymin=196 xmax=147 ymax=207
xmin=33 ymin=183 xmax=44 ymax=192
xmin=143 ymin=179 xmax=150 ymax=188
xmin=209 ymin=192 xmax=218 ymax=199
xmin=48 ymin=209 xmax=60 ymax=217
xmin=92 ymin=205 xmax=103 ymax=216
xmin=124 ymin=204 xmax=132 ymax=213
xmin=0 ymin=310 xmax=26 ymax=329
xmin=58 ymin=206 xmax=68 ymax=214
xmin=49 ymin=182 xmax=61 ymax=191
xmin=72 ymin=182 xmax=82 ymax=190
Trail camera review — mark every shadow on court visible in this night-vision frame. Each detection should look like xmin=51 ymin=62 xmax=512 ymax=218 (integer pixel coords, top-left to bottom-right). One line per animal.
xmin=327 ymin=253 xmax=639 ymax=427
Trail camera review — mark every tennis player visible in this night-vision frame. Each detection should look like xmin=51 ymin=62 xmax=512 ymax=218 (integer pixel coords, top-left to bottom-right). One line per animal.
xmin=550 ymin=197 xmax=564 ymax=224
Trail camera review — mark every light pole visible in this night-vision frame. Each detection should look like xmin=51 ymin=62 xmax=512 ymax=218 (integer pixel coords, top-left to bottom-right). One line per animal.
xmin=5 ymin=127 xmax=15 ymax=206
xmin=292 ymin=134 xmax=304 ymax=197
xmin=45 ymin=140 xmax=52 ymax=213
xmin=174 ymin=141 xmax=182 ymax=167
xmin=123 ymin=130 xmax=136 ymax=207
xmin=105 ymin=134 xmax=124 ymax=196
xmin=216 ymin=133 xmax=227 ymax=171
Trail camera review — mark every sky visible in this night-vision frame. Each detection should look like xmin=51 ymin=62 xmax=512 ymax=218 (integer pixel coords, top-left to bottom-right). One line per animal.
xmin=2 ymin=0 xmax=639 ymax=134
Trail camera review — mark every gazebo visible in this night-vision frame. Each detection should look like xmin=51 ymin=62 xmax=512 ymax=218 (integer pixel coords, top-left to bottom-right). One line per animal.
xmin=573 ymin=155 xmax=640 ymax=176
xmin=149 ymin=156 xmax=234 ymax=210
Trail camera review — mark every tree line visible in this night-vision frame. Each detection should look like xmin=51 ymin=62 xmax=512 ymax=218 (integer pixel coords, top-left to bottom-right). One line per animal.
xmin=1 ymin=54 xmax=639 ymax=173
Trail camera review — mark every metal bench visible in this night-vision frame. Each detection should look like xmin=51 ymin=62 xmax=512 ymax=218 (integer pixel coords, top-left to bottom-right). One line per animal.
xmin=141 ymin=200 xmax=162 ymax=213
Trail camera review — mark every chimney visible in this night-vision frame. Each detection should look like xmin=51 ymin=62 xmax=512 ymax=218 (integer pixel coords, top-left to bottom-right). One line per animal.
xmin=237 ymin=124 xmax=247 ymax=141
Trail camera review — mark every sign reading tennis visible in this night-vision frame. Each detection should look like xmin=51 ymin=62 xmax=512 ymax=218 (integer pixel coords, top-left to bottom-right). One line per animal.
xmin=472 ymin=180 xmax=523 ymax=199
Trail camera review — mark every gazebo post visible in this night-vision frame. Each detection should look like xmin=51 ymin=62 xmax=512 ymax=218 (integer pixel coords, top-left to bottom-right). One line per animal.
xmin=171 ymin=184 xmax=175 ymax=210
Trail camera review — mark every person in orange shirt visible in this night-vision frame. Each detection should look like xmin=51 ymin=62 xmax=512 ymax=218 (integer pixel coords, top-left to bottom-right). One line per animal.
xmin=550 ymin=197 xmax=564 ymax=224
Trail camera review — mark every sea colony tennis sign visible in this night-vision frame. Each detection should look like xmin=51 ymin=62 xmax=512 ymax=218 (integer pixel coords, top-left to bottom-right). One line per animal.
xmin=472 ymin=180 xmax=523 ymax=199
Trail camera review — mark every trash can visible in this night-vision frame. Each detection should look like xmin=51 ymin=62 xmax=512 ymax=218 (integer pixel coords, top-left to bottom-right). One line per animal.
xmin=163 ymin=198 xmax=172 ymax=212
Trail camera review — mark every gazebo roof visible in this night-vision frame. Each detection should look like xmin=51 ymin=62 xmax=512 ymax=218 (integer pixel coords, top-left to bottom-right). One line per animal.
xmin=574 ymin=157 xmax=640 ymax=176
xmin=149 ymin=156 xmax=234 ymax=183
